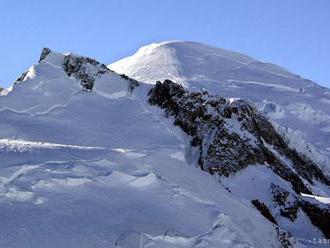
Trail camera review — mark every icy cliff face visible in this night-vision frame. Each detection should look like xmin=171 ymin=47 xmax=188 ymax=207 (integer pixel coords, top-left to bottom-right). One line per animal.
xmin=110 ymin=41 xmax=330 ymax=176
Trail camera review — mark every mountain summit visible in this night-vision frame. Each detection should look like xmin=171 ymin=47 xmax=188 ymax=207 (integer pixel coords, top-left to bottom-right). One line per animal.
xmin=110 ymin=41 xmax=330 ymax=176
xmin=0 ymin=46 xmax=329 ymax=247
xmin=110 ymin=41 xmax=304 ymax=86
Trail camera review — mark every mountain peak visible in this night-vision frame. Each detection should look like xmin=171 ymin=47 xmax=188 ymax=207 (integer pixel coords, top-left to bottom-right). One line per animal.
xmin=109 ymin=40 xmax=330 ymax=178
xmin=12 ymin=47 xmax=114 ymax=93
xmin=109 ymin=40 xmax=297 ymax=86
xmin=1 ymin=44 xmax=330 ymax=246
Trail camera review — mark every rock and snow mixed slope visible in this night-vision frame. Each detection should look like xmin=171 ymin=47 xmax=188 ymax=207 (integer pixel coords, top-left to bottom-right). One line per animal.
xmin=110 ymin=41 xmax=330 ymax=176
xmin=148 ymin=80 xmax=330 ymax=243
xmin=0 ymin=47 xmax=329 ymax=247
xmin=0 ymin=49 xmax=286 ymax=248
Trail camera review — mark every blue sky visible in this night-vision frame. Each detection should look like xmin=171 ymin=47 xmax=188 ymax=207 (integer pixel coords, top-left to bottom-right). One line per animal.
xmin=1 ymin=0 xmax=329 ymax=88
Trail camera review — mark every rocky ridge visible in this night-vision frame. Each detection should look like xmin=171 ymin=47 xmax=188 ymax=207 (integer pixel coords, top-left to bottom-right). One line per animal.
xmin=148 ymin=79 xmax=330 ymax=239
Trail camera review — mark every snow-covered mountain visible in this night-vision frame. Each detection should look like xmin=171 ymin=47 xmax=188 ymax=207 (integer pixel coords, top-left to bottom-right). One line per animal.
xmin=0 ymin=46 xmax=329 ymax=247
xmin=110 ymin=41 xmax=330 ymax=177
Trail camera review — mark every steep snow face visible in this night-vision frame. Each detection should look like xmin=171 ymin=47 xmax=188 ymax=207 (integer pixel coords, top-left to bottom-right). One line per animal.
xmin=109 ymin=41 xmax=330 ymax=175
xmin=0 ymin=49 xmax=286 ymax=248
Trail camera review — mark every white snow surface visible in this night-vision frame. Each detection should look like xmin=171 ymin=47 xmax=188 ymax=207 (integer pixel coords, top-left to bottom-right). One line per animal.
xmin=0 ymin=50 xmax=290 ymax=247
xmin=110 ymin=41 xmax=330 ymax=176
xmin=301 ymin=193 xmax=330 ymax=205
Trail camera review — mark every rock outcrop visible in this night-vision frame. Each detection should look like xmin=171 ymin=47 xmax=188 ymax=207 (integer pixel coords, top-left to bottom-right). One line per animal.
xmin=63 ymin=54 xmax=109 ymax=91
xmin=15 ymin=70 xmax=29 ymax=84
xmin=39 ymin=47 xmax=52 ymax=62
xmin=120 ymin=74 xmax=139 ymax=93
xmin=148 ymin=79 xmax=330 ymax=238
xmin=148 ymin=80 xmax=329 ymax=193
xmin=251 ymin=199 xmax=277 ymax=225
xmin=62 ymin=55 xmax=140 ymax=92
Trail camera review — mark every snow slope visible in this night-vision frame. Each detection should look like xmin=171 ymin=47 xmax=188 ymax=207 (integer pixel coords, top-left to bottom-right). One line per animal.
xmin=0 ymin=49 xmax=288 ymax=248
xmin=110 ymin=41 xmax=330 ymax=176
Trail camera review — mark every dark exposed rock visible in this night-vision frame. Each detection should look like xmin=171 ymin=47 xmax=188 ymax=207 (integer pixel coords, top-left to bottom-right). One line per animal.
xmin=120 ymin=74 xmax=140 ymax=93
xmin=251 ymin=200 xmax=295 ymax=247
xmin=14 ymin=48 xmax=50 ymax=85
xmin=39 ymin=47 xmax=52 ymax=62
xmin=280 ymin=204 xmax=299 ymax=222
xmin=271 ymin=184 xmax=290 ymax=206
xmin=276 ymin=227 xmax=293 ymax=248
xmin=299 ymin=200 xmax=330 ymax=238
xmin=62 ymin=54 xmax=140 ymax=92
xmin=251 ymin=199 xmax=277 ymax=225
xmin=249 ymin=111 xmax=329 ymax=186
xmin=15 ymin=70 xmax=29 ymax=84
xmin=148 ymin=80 xmax=260 ymax=176
xmin=148 ymin=80 xmax=329 ymax=194
xmin=270 ymin=183 xmax=330 ymax=236
xmin=271 ymin=184 xmax=299 ymax=222
xmin=63 ymin=54 xmax=109 ymax=91
xmin=120 ymin=74 xmax=130 ymax=81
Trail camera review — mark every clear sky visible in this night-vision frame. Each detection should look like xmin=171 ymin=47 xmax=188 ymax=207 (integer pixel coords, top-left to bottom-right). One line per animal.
xmin=1 ymin=0 xmax=329 ymax=88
